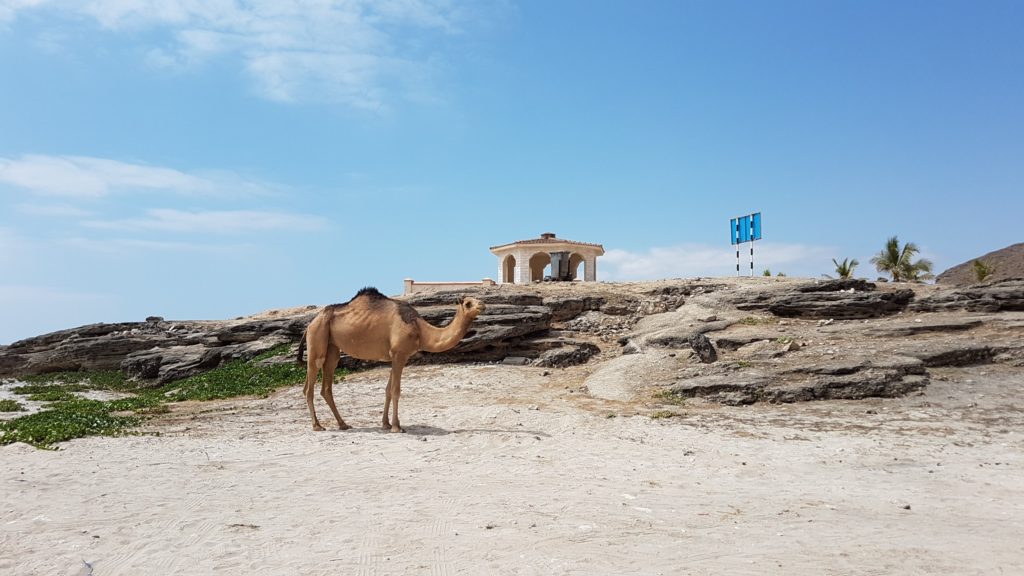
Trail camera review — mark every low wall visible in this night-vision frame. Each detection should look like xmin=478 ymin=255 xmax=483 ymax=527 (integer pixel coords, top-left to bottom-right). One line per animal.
xmin=403 ymin=278 xmax=497 ymax=295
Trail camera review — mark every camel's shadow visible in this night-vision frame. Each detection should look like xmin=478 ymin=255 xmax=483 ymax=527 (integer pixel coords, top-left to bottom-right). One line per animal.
xmin=325 ymin=425 xmax=551 ymax=438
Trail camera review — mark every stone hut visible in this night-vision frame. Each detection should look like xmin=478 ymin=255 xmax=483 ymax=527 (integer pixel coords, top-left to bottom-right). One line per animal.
xmin=489 ymin=233 xmax=604 ymax=284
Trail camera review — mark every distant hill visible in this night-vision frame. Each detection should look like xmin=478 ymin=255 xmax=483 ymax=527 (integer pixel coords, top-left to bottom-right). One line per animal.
xmin=936 ymin=243 xmax=1024 ymax=285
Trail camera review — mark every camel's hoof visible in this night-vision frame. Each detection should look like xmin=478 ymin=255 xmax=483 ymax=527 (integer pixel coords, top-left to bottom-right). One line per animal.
xmin=339 ymin=423 xmax=351 ymax=431
xmin=390 ymin=425 xmax=405 ymax=433
xmin=313 ymin=424 xmax=325 ymax=432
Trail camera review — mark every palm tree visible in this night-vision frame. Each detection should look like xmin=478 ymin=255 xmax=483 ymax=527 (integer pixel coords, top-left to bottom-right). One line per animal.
xmin=972 ymin=259 xmax=995 ymax=282
xmin=831 ymin=257 xmax=859 ymax=279
xmin=870 ymin=236 xmax=934 ymax=282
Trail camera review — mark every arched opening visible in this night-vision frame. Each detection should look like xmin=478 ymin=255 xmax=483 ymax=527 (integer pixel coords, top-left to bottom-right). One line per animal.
xmin=502 ymin=255 xmax=516 ymax=283
xmin=568 ymin=253 xmax=585 ymax=280
xmin=529 ymin=252 xmax=551 ymax=282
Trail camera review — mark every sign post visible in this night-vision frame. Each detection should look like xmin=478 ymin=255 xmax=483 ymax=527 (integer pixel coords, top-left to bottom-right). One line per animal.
xmin=729 ymin=212 xmax=762 ymax=277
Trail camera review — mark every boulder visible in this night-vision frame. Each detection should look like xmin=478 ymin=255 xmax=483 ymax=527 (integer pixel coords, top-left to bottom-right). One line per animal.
xmin=689 ymin=333 xmax=718 ymax=363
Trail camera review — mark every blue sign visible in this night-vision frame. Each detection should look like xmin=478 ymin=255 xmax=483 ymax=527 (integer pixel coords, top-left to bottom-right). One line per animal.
xmin=730 ymin=212 xmax=762 ymax=245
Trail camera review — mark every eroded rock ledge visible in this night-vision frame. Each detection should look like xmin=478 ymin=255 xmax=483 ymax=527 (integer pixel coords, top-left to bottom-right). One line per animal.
xmin=1 ymin=278 xmax=1021 ymax=405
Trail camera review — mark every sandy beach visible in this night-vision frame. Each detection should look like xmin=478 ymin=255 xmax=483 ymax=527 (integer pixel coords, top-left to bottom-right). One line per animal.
xmin=2 ymin=360 xmax=1022 ymax=575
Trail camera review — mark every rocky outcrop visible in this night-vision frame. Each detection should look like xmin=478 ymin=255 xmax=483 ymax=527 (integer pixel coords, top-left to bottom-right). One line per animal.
xmin=910 ymin=279 xmax=1024 ymax=312
xmin=732 ymin=279 xmax=915 ymax=319
xmin=4 ymin=278 xmax=1023 ymax=408
xmin=1 ymin=312 xmax=316 ymax=384
xmin=663 ymin=355 xmax=929 ymax=405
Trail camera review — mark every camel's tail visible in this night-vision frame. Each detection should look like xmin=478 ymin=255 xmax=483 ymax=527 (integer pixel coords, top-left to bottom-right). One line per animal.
xmin=296 ymin=329 xmax=308 ymax=365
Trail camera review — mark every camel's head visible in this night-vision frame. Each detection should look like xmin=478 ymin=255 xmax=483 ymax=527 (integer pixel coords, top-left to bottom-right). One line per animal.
xmin=458 ymin=296 xmax=486 ymax=320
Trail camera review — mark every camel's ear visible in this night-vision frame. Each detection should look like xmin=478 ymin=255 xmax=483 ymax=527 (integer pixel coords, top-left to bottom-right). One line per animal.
xmin=458 ymin=296 xmax=465 ymax=306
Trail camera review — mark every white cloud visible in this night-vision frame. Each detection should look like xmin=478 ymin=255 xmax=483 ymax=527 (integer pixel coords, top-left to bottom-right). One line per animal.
xmin=62 ymin=236 xmax=257 ymax=255
xmin=0 ymin=0 xmax=46 ymax=23
xmin=0 ymin=154 xmax=279 ymax=199
xmin=602 ymin=242 xmax=838 ymax=280
xmin=82 ymin=208 xmax=327 ymax=234
xmin=15 ymin=202 xmax=94 ymax=217
xmin=4 ymin=0 xmax=477 ymax=108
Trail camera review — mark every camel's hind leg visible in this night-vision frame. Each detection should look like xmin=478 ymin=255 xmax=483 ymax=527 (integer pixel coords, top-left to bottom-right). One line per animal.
xmin=382 ymin=357 xmax=407 ymax=433
xmin=320 ymin=345 xmax=350 ymax=430
xmin=304 ymin=333 xmax=327 ymax=431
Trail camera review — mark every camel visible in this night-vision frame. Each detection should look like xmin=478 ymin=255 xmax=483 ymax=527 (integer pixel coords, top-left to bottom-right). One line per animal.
xmin=296 ymin=287 xmax=485 ymax=432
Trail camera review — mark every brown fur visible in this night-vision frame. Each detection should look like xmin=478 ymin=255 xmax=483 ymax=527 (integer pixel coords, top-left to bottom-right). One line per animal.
xmin=298 ymin=288 xmax=485 ymax=432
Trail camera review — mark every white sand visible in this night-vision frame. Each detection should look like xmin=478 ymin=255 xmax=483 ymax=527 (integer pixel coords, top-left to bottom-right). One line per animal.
xmin=2 ymin=363 xmax=1022 ymax=575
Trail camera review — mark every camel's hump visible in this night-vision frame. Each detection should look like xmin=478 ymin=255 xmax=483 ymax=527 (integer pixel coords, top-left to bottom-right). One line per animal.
xmin=355 ymin=287 xmax=386 ymax=299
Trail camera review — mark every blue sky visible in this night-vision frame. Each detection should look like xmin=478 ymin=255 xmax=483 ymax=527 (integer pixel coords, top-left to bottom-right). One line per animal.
xmin=1 ymin=1 xmax=1022 ymax=344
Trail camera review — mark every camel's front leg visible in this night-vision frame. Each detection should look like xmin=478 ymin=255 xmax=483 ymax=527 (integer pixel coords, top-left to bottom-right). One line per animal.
xmin=382 ymin=370 xmax=393 ymax=430
xmin=387 ymin=360 xmax=406 ymax=433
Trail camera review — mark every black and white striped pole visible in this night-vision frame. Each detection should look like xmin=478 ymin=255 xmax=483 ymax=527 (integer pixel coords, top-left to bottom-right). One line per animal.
xmin=735 ymin=220 xmax=741 ymax=276
xmin=730 ymin=212 xmax=762 ymax=278
xmin=749 ymin=217 xmax=756 ymax=277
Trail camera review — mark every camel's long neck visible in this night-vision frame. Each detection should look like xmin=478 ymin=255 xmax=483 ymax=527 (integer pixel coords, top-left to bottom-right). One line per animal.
xmin=417 ymin=309 xmax=475 ymax=353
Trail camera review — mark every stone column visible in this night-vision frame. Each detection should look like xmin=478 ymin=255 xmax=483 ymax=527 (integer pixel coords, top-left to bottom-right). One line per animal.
xmin=517 ymin=250 xmax=529 ymax=283
xmin=585 ymin=255 xmax=597 ymax=281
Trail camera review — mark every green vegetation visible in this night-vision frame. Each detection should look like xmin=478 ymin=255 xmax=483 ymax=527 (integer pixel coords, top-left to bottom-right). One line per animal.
xmin=163 ymin=352 xmax=309 ymax=402
xmin=871 ymin=236 xmax=933 ymax=282
xmin=738 ymin=316 xmax=775 ymax=326
xmin=649 ymin=410 xmax=682 ymax=420
xmin=973 ymin=259 xmax=996 ymax=282
xmin=21 ymin=370 xmax=131 ymax=390
xmin=0 ymin=398 xmax=140 ymax=449
xmin=13 ymin=384 xmax=83 ymax=402
xmin=1 ymin=345 xmax=315 ymax=449
xmin=652 ymin=389 xmax=686 ymax=406
xmin=832 ymin=257 xmax=859 ymax=279
xmin=762 ymin=268 xmax=771 ymax=277
xmin=0 ymin=399 xmax=25 ymax=412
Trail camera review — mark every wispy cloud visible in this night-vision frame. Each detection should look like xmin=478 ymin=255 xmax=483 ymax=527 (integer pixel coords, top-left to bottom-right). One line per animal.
xmin=62 ymin=236 xmax=258 ymax=255
xmin=3 ymin=0 xmax=484 ymax=108
xmin=15 ymin=202 xmax=94 ymax=217
xmin=602 ymin=242 xmax=838 ymax=280
xmin=0 ymin=154 xmax=280 ymax=199
xmin=82 ymin=208 xmax=327 ymax=234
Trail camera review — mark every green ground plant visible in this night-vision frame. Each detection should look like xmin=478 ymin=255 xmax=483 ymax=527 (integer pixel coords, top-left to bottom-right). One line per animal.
xmin=649 ymin=410 xmax=682 ymax=420
xmin=738 ymin=316 xmax=775 ymax=326
xmin=21 ymin=370 xmax=131 ymax=390
xmin=652 ymin=389 xmax=686 ymax=406
xmin=0 ymin=398 xmax=140 ymax=449
xmin=1 ymin=345 xmax=315 ymax=448
xmin=0 ymin=399 xmax=25 ymax=412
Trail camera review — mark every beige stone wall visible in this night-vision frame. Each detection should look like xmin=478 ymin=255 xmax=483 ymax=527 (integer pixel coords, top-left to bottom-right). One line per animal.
xmin=403 ymin=278 xmax=497 ymax=295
